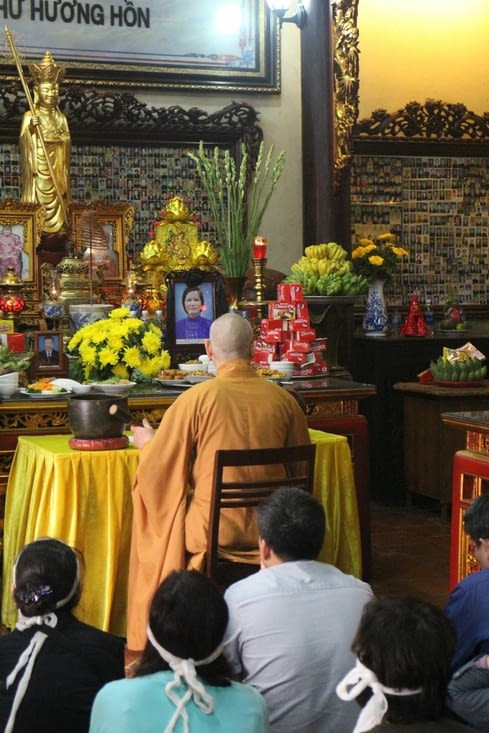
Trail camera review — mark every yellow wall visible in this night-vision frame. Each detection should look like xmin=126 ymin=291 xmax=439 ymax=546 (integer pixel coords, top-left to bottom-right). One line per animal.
xmin=140 ymin=25 xmax=302 ymax=275
xmin=358 ymin=0 xmax=489 ymax=118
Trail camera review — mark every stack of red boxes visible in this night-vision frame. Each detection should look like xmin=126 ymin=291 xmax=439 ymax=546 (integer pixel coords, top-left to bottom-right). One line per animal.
xmin=252 ymin=283 xmax=328 ymax=376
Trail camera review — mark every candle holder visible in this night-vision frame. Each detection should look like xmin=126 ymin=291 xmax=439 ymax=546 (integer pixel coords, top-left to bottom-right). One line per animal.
xmin=250 ymin=256 xmax=268 ymax=321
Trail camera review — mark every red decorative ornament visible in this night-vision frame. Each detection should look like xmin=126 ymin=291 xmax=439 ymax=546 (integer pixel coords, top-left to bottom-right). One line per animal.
xmin=0 ymin=293 xmax=26 ymax=314
xmin=400 ymin=292 xmax=429 ymax=337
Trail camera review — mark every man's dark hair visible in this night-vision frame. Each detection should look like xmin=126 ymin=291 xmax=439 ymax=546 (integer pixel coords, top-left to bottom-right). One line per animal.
xmin=135 ymin=570 xmax=230 ymax=686
xmin=463 ymin=494 xmax=489 ymax=543
xmin=256 ymin=486 xmax=325 ymax=561
xmin=351 ymin=597 xmax=456 ymax=724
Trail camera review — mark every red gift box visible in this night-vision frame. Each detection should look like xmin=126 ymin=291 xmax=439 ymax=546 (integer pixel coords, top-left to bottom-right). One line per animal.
xmin=282 ymin=350 xmax=307 ymax=364
xmin=288 ymin=319 xmax=310 ymax=331
xmin=7 ymin=332 xmax=25 ymax=353
xmin=276 ymin=283 xmax=304 ymax=303
xmin=295 ymin=301 xmax=309 ymax=320
xmin=309 ymin=338 xmax=328 ymax=353
xmin=293 ymin=327 xmax=316 ymax=342
xmin=268 ymin=302 xmax=297 ymax=320
xmin=282 ymin=340 xmax=310 ymax=354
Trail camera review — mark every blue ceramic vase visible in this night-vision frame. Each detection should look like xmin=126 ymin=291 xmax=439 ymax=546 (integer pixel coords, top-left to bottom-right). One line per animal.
xmin=363 ymin=279 xmax=388 ymax=335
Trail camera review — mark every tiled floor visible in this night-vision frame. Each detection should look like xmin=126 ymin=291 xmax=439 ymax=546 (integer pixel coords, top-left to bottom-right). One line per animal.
xmin=368 ymin=501 xmax=451 ymax=608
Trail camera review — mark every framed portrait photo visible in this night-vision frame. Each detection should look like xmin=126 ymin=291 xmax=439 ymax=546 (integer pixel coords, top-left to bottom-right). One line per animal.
xmin=166 ymin=270 xmax=228 ymax=363
xmin=32 ymin=331 xmax=67 ymax=377
xmin=0 ymin=198 xmax=46 ymax=299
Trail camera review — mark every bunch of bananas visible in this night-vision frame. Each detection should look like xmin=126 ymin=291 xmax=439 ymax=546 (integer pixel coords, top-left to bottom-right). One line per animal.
xmin=285 ymin=242 xmax=369 ymax=296
xmin=429 ymin=356 xmax=487 ymax=382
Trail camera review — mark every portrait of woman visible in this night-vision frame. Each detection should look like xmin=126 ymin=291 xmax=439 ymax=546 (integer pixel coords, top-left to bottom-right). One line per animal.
xmin=175 ymin=284 xmax=213 ymax=343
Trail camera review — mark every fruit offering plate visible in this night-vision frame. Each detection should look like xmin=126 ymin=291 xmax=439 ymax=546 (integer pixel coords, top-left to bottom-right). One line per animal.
xmin=433 ymin=379 xmax=485 ymax=388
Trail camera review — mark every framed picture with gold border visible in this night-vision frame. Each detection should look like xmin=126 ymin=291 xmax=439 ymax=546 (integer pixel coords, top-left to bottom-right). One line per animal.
xmin=70 ymin=200 xmax=135 ymax=284
xmin=1 ymin=1 xmax=279 ymax=93
xmin=0 ymin=198 xmax=45 ymax=298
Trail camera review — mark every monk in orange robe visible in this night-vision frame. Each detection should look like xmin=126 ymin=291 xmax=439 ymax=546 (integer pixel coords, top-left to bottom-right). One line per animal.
xmin=127 ymin=312 xmax=310 ymax=651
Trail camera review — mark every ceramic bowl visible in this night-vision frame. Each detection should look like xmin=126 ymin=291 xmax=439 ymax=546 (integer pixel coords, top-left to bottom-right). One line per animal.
xmin=178 ymin=362 xmax=208 ymax=373
xmin=52 ymin=378 xmax=92 ymax=394
xmin=0 ymin=371 xmax=19 ymax=397
xmin=269 ymin=361 xmax=295 ymax=379
xmin=69 ymin=304 xmax=113 ymax=332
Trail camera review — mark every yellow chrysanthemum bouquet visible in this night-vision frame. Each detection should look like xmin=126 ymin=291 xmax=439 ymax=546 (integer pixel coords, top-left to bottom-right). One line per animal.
xmin=67 ymin=307 xmax=170 ymax=383
xmin=352 ymin=233 xmax=408 ymax=282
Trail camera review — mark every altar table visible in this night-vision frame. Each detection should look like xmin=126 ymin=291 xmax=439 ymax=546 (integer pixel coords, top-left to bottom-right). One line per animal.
xmin=1 ymin=429 xmax=360 ymax=635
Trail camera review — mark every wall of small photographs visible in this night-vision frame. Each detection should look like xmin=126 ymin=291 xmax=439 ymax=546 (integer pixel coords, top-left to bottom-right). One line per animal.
xmin=351 ymin=154 xmax=489 ymax=306
xmin=0 ymin=142 xmax=217 ymax=260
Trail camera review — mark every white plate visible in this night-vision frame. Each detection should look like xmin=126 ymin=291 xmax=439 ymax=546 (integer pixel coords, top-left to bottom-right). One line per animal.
xmin=89 ymin=381 xmax=136 ymax=395
xmin=155 ymin=379 xmax=191 ymax=388
xmin=184 ymin=375 xmax=214 ymax=384
xmin=19 ymin=387 xmax=71 ymax=399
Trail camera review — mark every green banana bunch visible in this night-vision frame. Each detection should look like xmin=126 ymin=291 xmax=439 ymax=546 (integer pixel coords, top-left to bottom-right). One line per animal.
xmin=287 ymin=242 xmax=368 ymax=295
xmin=429 ymin=356 xmax=487 ymax=382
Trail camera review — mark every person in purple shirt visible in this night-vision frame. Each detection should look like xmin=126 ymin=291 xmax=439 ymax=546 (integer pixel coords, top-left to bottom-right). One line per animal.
xmin=175 ymin=286 xmax=211 ymax=341
xmin=445 ymin=494 xmax=489 ymax=671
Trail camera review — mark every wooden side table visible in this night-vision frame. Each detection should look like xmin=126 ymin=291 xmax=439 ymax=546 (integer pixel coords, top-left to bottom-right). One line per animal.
xmin=394 ymin=382 xmax=489 ymax=519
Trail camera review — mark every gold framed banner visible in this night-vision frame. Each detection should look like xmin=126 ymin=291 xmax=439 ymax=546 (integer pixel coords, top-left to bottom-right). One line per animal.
xmin=70 ymin=200 xmax=135 ymax=283
xmin=0 ymin=198 xmax=45 ymax=298
xmin=1 ymin=1 xmax=279 ymax=92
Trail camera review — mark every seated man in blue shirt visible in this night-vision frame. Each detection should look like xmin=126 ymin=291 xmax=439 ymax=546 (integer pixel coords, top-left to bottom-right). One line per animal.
xmin=222 ymin=487 xmax=373 ymax=733
xmin=445 ymin=494 xmax=489 ymax=730
xmin=445 ymin=493 xmax=489 ymax=670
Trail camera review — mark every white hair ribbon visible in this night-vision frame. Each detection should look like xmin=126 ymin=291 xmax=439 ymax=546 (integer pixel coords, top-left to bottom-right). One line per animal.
xmin=336 ymin=658 xmax=422 ymax=733
xmin=5 ymin=546 xmax=81 ymax=733
xmin=146 ymin=625 xmax=223 ymax=733
xmin=4 ymin=612 xmax=59 ymax=733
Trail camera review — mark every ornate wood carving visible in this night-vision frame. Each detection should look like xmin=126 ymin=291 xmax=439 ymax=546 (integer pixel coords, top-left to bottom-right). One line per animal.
xmin=355 ymin=100 xmax=489 ymax=143
xmin=0 ymin=80 xmax=263 ymax=156
xmin=331 ymin=0 xmax=360 ymax=187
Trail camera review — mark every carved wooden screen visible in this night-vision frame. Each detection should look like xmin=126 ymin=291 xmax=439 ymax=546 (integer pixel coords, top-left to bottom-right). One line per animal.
xmin=0 ymin=82 xmax=263 ymax=260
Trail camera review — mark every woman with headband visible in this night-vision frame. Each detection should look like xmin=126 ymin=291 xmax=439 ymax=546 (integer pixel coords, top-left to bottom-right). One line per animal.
xmin=0 ymin=538 xmax=125 ymax=733
xmin=336 ymin=597 xmax=472 ymax=732
xmin=89 ymin=570 xmax=268 ymax=733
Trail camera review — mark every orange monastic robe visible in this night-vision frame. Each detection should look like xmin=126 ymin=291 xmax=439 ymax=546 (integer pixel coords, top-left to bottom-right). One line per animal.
xmin=127 ymin=359 xmax=310 ymax=650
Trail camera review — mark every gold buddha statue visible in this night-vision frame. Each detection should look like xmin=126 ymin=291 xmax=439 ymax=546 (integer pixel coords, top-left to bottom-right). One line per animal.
xmin=19 ymin=51 xmax=71 ymax=235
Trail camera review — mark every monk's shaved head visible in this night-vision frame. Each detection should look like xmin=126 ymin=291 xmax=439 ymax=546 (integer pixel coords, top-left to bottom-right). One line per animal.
xmin=209 ymin=313 xmax=253 ymax=362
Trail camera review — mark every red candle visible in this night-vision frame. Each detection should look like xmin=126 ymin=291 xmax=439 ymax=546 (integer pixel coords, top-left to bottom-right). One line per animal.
xmin=252 ymin=236 xmax=268 ymax=259
xmin=7 ymin=332 xmax=25 ymax=353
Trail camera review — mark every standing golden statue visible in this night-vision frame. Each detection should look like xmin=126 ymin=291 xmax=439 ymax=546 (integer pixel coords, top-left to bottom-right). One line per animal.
xmin=18 ymin=50 xmax=71 ymax=234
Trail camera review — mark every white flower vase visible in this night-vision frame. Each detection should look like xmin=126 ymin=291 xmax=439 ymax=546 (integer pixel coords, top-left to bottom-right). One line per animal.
xmin=363 ymin=279 xmax=388 ymax=336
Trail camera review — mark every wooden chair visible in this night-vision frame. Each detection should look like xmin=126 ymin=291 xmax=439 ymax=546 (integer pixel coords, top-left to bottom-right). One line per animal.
xmin=205 ymin=444 xmax=316 ymax=588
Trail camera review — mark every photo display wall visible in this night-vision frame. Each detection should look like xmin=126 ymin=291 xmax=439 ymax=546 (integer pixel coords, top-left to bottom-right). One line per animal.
xmin=351 ymin=154 xmax=489 ymax=306
xmin=0 ymin=142 xmax=219 ymax=258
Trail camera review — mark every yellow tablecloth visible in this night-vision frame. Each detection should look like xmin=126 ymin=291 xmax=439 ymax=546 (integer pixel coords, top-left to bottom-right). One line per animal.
xmin=1 ymin=435 xmax=139 ymax=636
xmin=1 ymin=429 xmax=361 ymax=636
xmin=309 ymin=428 xmax=361 ymax=578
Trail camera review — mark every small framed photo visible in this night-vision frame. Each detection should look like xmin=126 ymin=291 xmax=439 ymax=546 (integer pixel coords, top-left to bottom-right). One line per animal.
xmin=32 ymin=331 xmax=66 ymax=376
xmin=70 ymin=200 xmax=135 ymax=283
xmin=166 ymin=270 xmax=228 ymax=363
xmin=0 ymin=198 xmax=46 ymax=299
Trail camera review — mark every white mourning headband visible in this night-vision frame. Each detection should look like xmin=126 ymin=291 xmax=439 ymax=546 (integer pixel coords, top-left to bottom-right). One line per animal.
xmin=336 ymin=658 xmax=423 ymax=733
xmin=147 ymin=624 xmax=224 ymax=733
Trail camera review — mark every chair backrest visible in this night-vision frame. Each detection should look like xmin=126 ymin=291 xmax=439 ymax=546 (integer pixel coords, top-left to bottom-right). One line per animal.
xmin=205 ymin=443 xmax=316 ymax=583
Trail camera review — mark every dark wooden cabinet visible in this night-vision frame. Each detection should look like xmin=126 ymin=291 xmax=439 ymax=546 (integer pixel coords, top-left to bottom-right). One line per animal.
xmin=394 ymin=382 xmax=489 ymax=518
xmin=352 ymin=332 xmax=489 ymax=505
